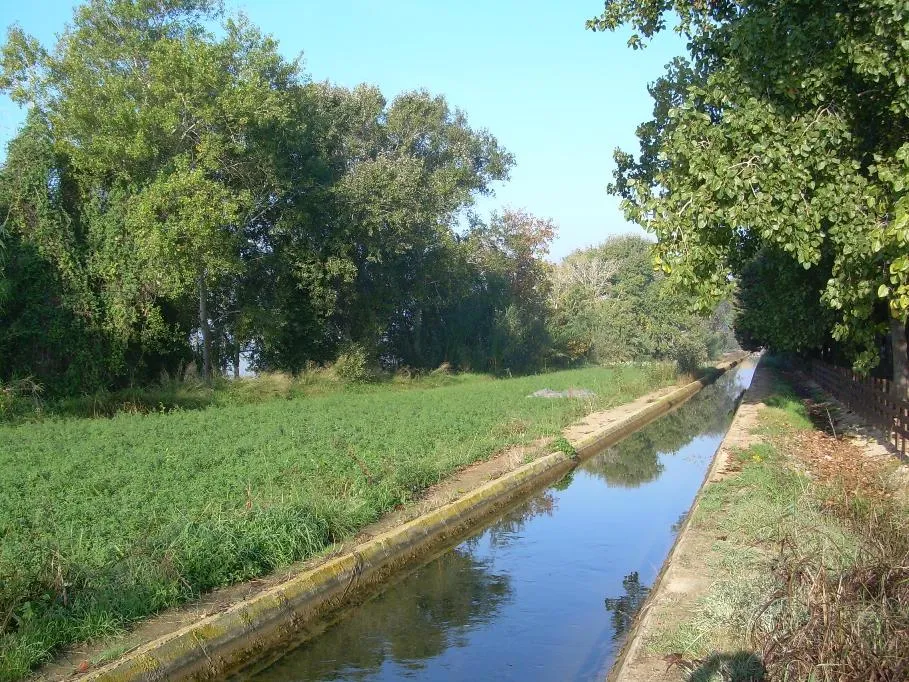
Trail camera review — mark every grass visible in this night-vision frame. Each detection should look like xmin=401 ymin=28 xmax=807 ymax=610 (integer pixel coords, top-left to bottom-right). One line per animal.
xmin=644 ymin=367 xmax=909 ymax=682
xmin=0 ymin=362 xmax=677 ymax=680
xmin=647 ymin=439 xmax=807 ymax=665
xmin=0 ymin=365 xmax=487 ymax=423
xmin=756 ymin=489 xmax=909 ymax=680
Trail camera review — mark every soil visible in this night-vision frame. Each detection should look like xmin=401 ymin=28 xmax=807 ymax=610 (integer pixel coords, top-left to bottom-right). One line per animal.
xmin=38 ymin=378 xmax=688 ymax=680
xmin=792 ymin=370 xmax=909 ymax=502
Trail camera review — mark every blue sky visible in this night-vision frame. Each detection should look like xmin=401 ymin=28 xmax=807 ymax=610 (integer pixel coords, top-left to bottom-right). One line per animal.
xmin=0 ymin=0 xmax=685 ymax=259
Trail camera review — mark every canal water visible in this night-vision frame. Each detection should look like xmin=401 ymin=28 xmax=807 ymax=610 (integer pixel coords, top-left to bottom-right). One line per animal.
xmin=239 ymin=364 xmax=754 ymax=681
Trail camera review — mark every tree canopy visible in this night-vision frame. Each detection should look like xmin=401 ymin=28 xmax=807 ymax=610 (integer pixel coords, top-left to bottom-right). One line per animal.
xmin=0 ymin=0 xmax=554 ymax=394
xmin=548 ymin=235 xmax=736 ymax=371
xmin=590 ymin=0 xmax=909 ymax=376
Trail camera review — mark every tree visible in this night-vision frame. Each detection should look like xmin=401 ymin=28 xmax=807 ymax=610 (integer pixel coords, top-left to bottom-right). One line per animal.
xmin=1 ymin=0 xmax=534 ymax=394
xmin=462 ymin=209 xmax=556 ymax=372
xmin=604 ymin=572 xmax=650 ymax=639
xmin=586 ymin=367 xmax=741 ymax=490
xmin=246 ymin=85 xmax=515 ymax=372
xmin=548 ymin=235 xmax=735 ymax=369
xmin=590 ymin=0 xmax=909 ymax=390
xmin=254 ymin=530 xmax=516 ymax=679
xmin=734 ymin=246 xmax=839 ymax=355
xmin=2 ymin=0 xmax=302 ymax=382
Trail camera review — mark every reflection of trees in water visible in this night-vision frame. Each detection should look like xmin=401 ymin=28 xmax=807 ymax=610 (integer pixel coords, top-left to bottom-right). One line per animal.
xmin=253 ymin=372 xmax=748 ymax=680
xmin=670 ymin=510 xmax=688 ymax=535
xmin=603 ymin=571 xmax=650 ymax=640
xmin=253 ymin=547 xmax=513 ymax=681
xmin=584 ymin=436 xmax=665 ymax=487
xmin=552 ymin=470 xmax=574 ymax=491
xmin=483 ymin=491 xmax=557 ymax=549
xmin=582 ymin=371 xmax=743 ymax=488
xmin=254 ymin=492 xmax=560 ymax=680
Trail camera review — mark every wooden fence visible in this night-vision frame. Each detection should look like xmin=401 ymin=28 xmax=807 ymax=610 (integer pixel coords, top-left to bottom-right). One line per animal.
xmin=808 ymin=360 xmax=909 ymax=456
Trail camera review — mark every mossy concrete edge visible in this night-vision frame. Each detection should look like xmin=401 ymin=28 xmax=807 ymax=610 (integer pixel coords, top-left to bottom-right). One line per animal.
xmin=81 ymin=358 xmax=743 ymax=682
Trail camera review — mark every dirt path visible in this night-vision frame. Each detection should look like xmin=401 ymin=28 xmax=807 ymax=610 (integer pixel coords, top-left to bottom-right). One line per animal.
xmin=39 ymin=377 xmax=691 ymax=680
xmin=792 ymin=369 xmax=909 ymax=503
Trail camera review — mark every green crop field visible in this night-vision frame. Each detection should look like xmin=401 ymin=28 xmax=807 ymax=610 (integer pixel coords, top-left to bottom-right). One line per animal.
xmin=0 ymin=364 xmax=675 ymax=679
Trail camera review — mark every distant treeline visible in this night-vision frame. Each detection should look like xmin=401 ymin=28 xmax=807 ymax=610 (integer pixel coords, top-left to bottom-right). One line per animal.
xmin=0 ymin=1 xmax=733 ymax=398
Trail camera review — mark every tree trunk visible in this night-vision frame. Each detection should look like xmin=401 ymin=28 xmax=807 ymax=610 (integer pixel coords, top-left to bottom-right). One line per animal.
xmin=198 ymin=272 xmax=212 ymax=383
xmin=233 ymin=347 xmax=241 ymax=379
xmin=891 ymin=317 xmax=909 ymax=399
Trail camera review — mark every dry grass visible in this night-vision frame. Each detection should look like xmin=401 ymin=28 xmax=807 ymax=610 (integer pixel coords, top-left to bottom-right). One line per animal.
xmin=755 ymin=491 xmax=909 ymax=682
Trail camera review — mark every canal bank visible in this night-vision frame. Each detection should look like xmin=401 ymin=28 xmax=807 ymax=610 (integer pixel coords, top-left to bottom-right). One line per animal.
xmin=237 ymin=359 xmax=755 ymax=681
xmin=606 ymin=356 xmax=771 ymax=682
xmin=609 ymin=357 xmax=909 ymax=682
xmin=62 ymin=357 xmax=748 ymax=682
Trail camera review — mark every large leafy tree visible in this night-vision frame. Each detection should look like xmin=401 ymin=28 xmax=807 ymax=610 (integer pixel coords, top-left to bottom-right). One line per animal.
xmin=463 ymin=209 xmax=556 ymax=373
xmin=0 ymin=0 xmax=532 ymax=394
xmin=248 ymin=84 xmax=514 ymax=372
xmin=733 ymin=246 xmax=839 ymax=356
xmin=1 ymin=0 xmax=301 ymax=381
xmin=590 ymin=0 xmax=909 ymax=390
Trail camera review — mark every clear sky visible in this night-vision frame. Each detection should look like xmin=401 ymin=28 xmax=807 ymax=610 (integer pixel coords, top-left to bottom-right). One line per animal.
xmin=0 ymin=0 xmax=685 ymax=260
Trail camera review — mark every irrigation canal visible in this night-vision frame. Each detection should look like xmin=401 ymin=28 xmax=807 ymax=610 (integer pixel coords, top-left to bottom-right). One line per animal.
xmin=234 ymin=363 xmax=755 ymax=681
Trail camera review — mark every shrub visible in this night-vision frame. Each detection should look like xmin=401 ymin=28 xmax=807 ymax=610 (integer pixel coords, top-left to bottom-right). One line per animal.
xmin=332 ymin=343 xmax=375 ymax=383
xmin=224 ymin=372 xmax=294 ymax=403
xmin=756 ymin=494 xmax=909 ymax=681
xmin=0 ymin=378 xmax=43 ymax=420
xmin=666 ymin=335 xmax=708 ymax=374
xmin=430 ymin=361 xmax=452 ymax=376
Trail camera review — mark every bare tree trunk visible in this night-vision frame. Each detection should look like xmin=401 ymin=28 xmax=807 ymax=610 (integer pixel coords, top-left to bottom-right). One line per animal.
xmin=198 ymin=272 xmax=212 ymax=383
xmin=891 ymin=317 xmax=909 ymax=399
xmin=233 ymin=347 xmax=241 ymax=379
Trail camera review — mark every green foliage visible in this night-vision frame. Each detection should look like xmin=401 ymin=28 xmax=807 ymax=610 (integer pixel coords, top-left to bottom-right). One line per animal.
xmin=735 ymin=247 xmax=838 ymax=353
xmin=551 ymin=436 xmax=577 ymax=457
xmin=0 ymin=233 xmax=111 ymax=395
xmin=0 ymin=0 xmax=529 ymax=395
xmin=380 ymin=208 xmax=555 ymax=375
xmin=585 ymin=368 xmax=743 ymax=488
xmin=0 ymin=363 xmax=675 ymax=678
xmin=0 ymin=0 xmax=741 ymax=397
xmin=332 ymin=343 xmax=375 ymax=383
xmin=0 ymin=378 xmax=43 ymax=421
xmin=2 ymin=1 xmax=295 ymax=339
xmin=592 ymin=0 xmax=909 ymax=371
xmin=666 ymin=334 xmax=707 ymax=375
xmin=657 ymin=370 xmax=909 ymax=680
xmin=548 ymin=234 xmax=736 ymax=370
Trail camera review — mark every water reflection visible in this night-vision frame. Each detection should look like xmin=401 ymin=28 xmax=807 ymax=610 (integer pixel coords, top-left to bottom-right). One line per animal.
xmin=583 ymin=369 xmax=746 ymax=488
xmin=603 ymin=572 xmax=651 ymax=641
xmin=242 ymin=365 xmax=753 ymax=682
xmin=670 ymin=510 xmax=688 ymax=535
xmin=250 ymin=546 xmax=514 ymax=681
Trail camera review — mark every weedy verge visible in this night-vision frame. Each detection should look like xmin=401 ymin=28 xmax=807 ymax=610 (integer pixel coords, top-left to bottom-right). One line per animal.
xmin=645 ymin=370 xmax=908 ymax=682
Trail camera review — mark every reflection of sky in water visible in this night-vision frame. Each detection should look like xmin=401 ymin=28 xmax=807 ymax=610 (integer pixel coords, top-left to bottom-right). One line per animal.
xmin=243 ymin=367 xmax=754 ymax=682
